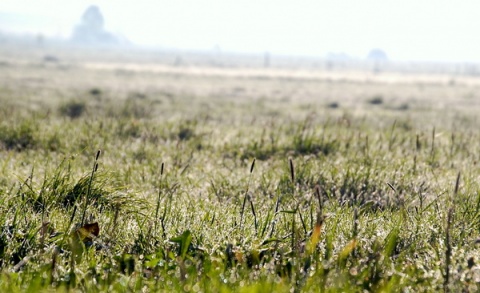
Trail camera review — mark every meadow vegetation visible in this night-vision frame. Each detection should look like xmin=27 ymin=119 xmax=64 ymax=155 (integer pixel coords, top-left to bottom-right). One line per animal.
xmin=1 ymin=48 xmax=480 ymax=292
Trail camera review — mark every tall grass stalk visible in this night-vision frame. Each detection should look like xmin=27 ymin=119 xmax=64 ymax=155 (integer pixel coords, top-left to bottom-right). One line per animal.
xmin=154 ymin=162 xmax=165 ymax=234
xmin=81 ymin=150 xmax=101 ymax=226
xmin=388 ymin=120 xmax=396 ymax=151
xmin=444 ymin=173 xmax=460 ymax=292
xmin=240 ymin=158 xmax=255 ymax=229
xmin=444 ymin=207 xmax=454 ymax=293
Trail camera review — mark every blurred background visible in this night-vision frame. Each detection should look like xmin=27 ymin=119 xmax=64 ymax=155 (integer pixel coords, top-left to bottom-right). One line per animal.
xmin=1 ymin=0 xmax=480 ymax=74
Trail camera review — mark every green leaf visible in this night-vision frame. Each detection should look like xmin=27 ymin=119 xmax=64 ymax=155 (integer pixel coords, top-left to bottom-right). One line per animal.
xmin=169 ymin=230 xmax=192 ymax=259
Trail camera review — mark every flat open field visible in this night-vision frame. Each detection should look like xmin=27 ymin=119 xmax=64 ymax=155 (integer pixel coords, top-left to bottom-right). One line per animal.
xmin=1 ymin=46 xmax=480 ymax=292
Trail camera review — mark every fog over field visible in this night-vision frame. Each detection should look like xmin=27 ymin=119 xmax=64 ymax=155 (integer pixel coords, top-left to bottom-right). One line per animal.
xmin=2 ymin=1 xmax=480 ymax=63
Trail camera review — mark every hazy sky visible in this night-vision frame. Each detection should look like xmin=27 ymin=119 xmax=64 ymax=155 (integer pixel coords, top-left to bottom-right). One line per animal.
xmin=1 ymin=0 xmax=480 ymax=62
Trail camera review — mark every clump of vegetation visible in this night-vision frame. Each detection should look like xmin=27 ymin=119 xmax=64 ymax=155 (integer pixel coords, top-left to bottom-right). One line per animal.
xmin=396 ymin=102 xmax=410 ymax=110
xmin=89 ymin=88 xmax=102 ymax=96
xmin=289 ymin=117 xmax=340 ymax=156
xmin=327 ymin=102 xmax=340 ymax=108
xmin=0 ymin=121 xmax=37 ymax=151
xmin=59 ymin=100 xmax=86 ymax=119
xmin=368 ymin=95 xmax=384 ymax=105
xmin=119 ymin=97 xmax=153 ymax=119
xmin=178 ymin=126 xmax=195 ymax=141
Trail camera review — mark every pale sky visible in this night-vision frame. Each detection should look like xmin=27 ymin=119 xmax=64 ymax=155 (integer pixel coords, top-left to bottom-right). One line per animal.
xmin=1 ymin=0 xmax=480 ymax=62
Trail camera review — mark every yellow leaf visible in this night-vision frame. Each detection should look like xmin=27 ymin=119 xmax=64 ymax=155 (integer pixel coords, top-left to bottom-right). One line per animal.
xmin=73 ymin=222 xmax=99 ymax=243
xmin=307 ymin=214 xmax=324 ymax=255
xmin=338 ymin=239 xmax=357 ymax=261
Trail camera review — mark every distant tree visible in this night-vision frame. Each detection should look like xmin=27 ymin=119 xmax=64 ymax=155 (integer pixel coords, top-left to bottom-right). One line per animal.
xmin=82 ymin=6 xmax=104 ymax=31
xmin=71 ymin=5 xmax=119 ymax=45
xmin=367 ymin=49 xmax=388 ymax=61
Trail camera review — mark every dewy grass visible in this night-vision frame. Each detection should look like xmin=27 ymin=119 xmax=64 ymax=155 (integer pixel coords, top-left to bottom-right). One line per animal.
xmin=1 ymin=49 xmax=480 ymax=292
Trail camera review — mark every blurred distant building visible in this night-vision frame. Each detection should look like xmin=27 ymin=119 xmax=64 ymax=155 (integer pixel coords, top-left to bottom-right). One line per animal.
xmin=71 ymin=5 xmax=121 ymax=45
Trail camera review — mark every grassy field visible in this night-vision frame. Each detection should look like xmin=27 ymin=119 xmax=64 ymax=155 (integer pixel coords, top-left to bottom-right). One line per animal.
xmin=1 ymin=47 xmax=480 ymax=292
